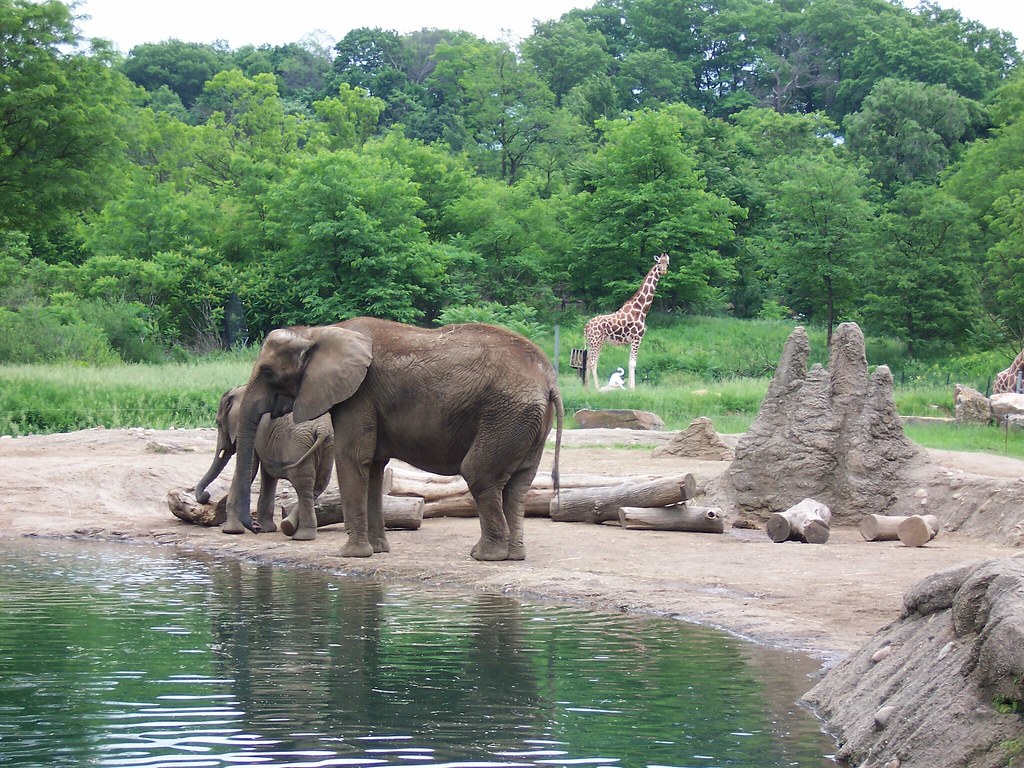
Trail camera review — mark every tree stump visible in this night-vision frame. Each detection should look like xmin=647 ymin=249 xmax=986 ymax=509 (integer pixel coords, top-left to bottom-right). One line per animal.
xmin=766 ymin=498 xmax=832 ymax=543
xmin=549 ymin=474 xmax=697 ymax=524
xmin=310 ymin=490 xmax=424 ymax=530
xmin=618 ymin=504 xmax=725 ymax=533
xmin=860 ymin=514 xmax=914 ymax=542
xmin=896 ymin=514 xmax=940 ymax=547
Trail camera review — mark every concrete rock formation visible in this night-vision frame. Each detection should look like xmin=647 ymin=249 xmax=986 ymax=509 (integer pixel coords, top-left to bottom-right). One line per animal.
xmin=728 ymin=323 xmax=926 ymax=525
xmin=804 ymin=557 xmax=1024 ymax=768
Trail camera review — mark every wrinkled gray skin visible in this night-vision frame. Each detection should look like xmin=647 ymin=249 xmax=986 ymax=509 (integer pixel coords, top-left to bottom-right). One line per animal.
xmin=195 ymin=386 xmax=334 ymax=540
xmin=225 ymin=317 xmax=563 ymax=561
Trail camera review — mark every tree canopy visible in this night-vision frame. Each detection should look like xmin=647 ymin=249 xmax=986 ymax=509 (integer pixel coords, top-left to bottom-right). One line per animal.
xmin=1 ymin=0 xmax=1022 ymax=365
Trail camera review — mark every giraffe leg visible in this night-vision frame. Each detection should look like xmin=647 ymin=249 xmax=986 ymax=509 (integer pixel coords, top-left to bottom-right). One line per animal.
xmin=628 ymin=343 xmax=640 ymax=389
xmin=586 ymin=345 xmax=601 ymax=390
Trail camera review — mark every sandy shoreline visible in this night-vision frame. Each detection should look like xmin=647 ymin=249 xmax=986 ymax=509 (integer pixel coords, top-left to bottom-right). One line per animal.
xmin=2 ymin=426 xmax=1021 ymax=662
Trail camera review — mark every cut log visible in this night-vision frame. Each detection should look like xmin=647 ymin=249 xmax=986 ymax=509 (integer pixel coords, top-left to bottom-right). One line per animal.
xmin=166 ymin=487 xmax=226 ymax=526
xmin=549 ymin=474 xmax=697 ymax=523
xmin=766 ymin=498 xmax=832 ymax=543
xmin=618 ymin=504 xmax=725 ymax=533
xmin=896 ymin=514 xmax=940 ymax=547
xmin=860 ymin=514 xmax=914 ymax=542
xmin=309 ymin=490 xmax=424 ymax=530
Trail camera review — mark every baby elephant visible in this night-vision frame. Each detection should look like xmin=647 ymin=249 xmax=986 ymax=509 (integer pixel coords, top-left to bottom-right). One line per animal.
xmin=195 ymin=386 xmax=334 ymax=540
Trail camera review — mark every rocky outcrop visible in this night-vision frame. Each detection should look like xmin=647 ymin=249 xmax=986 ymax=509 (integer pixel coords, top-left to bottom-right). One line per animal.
xmin=804 ymin=556 xmax=1024 ymax=768
xmin=727 ymin=323 xmax=926 ymax=525
xmin=651 ymin=416 xmax=735 ymax=461
xmin=955 ymin=384 xmax=992 ymax=425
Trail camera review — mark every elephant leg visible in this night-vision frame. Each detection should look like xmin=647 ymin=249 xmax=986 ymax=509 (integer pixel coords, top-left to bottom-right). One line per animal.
xmin=367 ymin=461 xmax=389 ymax=553
xmin=287 ymin=479 xmax=318 ymax=542
xmin=502 ymin=468 xmax=534 ymax=561
xmin=466 ymin=479 xmax=510 ymax=561
xmin=335 ymin=455 xmax=373 ymax=558
xmin=255 ymin=470 xmax=279 ymax=533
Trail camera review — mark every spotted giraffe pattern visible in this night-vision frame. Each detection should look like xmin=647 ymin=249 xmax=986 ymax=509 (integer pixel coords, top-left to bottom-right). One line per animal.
xmin=584 ymin=253 xmax=669 ymax=389
xmin=994 ymin=346 xmax=1024 ymax=394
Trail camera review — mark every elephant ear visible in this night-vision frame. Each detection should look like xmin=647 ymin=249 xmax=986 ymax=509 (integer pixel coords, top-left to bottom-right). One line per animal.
xmin=220 ymin=386 xmax=245 ymax=444
xmin=292 ymin=326 xmax=373 ymax=423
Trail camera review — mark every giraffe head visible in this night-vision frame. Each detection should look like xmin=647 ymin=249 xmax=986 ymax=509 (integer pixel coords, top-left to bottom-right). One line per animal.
xmin=653 ymin=253 xmax=669 ymax=277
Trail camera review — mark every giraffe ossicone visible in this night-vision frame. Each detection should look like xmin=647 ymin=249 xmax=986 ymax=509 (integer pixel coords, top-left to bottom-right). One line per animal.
xmin=583 ymin=253 xmax=669 ymax=389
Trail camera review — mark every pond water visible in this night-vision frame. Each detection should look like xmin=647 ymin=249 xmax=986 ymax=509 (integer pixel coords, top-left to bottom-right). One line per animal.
xmin=0 ymin=540 xmax=835 ymax=767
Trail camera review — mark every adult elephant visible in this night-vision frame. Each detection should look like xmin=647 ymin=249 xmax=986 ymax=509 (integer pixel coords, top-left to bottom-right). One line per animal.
xmin=195 ymin=386 xmax=334 ymax=540
xmin=225 ymin=317 xmax=563 ymax=561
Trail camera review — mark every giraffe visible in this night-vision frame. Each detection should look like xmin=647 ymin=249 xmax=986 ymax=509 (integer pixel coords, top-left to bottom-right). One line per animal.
xmin=583 ymin=253 xmax=670 ymax=389
xmin=993 ymin=345 xmax=1024 ymax=394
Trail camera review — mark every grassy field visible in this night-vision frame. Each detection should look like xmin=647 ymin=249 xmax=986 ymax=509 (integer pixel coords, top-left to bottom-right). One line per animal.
xmin=1 ymin=316 xmax=1021 ymax=459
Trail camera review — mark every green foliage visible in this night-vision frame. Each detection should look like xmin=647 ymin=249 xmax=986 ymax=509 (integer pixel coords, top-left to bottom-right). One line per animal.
xmin=0 ymin=360 xmax=252 ymax=435
xmin=3 ymin=0 xmax=1024 ymax=368
xmin=434 ymin=302 xmax=544 ymax=339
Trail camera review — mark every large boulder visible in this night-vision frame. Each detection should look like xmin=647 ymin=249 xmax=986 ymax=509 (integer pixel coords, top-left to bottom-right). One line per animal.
xmin=955 ymin=384 xmax=992 ymax=425
xmin=727 ymin=323 xmax=926 ymax=525
xmin=991 ymin=392 xmax=1024 ymax=423
xmin=804 ymin=557 xmax=1024 ymax=768
xmin=574 ymin=409 xmax=665 ymax=431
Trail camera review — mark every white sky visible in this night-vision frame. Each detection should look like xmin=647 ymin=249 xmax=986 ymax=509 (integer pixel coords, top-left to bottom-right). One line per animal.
xmin=75 ymin=0 xmax=1024 ymax=53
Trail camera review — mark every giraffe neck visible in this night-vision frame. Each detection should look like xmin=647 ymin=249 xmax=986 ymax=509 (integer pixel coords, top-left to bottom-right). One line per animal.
xmin=619 ymin=264 xmax=664 ymax=320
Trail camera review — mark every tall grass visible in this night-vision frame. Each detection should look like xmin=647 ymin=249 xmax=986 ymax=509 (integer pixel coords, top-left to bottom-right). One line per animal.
xmin=1 ymin=316 xmax=1020 ymax=461
xmin=0 ymin=356 xmax=254 ymax=435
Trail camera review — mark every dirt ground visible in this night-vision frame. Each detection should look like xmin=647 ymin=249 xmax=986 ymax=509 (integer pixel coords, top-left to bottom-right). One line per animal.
xmin=2 ymin=426 xmax=1021 ymax=663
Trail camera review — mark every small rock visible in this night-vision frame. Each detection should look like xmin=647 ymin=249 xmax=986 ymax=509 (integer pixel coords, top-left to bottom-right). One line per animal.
xmin=937 ymin=641 xmax=956 ymax=661
xmin=874 ymin=705 xmax=896 ymax=729
xmin=871 ymin=645 xmax=893 ymax=663
xmin=884 ymin=758 xmax=901 ymax=768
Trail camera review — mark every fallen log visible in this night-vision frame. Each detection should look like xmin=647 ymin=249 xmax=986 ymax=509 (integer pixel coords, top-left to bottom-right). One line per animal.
xmin=549 ymin=474 xmax=697 ymax=524
xmin=167 ymin=487 xmax=226 ymax=526
xmin=896 ymin=514 xmax=940 ymax=547
xmin=766 ymin=498 xmax=831 ymax=543
xmin=310 ymin=489 xmax=424 ymax=530
xmin=618 ymin=504 xmax=725 ymax=533
xmin=860 ymin=514 xmax=914 ymax=542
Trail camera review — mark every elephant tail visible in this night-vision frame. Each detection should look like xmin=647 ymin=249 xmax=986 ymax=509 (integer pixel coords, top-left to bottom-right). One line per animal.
xmin=549 ymin=383 xmax=563 ymax=512
xmin=279 ymin=426 xmax=332 ymax=473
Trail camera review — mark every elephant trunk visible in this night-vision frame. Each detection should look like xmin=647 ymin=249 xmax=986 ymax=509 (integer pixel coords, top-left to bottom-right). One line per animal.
xmin=226 ymin=392 xmax=268 ymax=533
xmin=194 ymin=440 xmax=235 ymax=505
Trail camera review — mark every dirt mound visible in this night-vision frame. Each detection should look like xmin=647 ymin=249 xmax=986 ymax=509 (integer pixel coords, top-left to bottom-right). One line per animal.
xmin=804 ymin=556 xmax=1024 ymax=768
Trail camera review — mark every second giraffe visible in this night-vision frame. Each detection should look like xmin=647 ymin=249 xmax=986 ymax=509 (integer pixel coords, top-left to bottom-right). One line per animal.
xmin=583 ymin=252 xmax=670 ymax=389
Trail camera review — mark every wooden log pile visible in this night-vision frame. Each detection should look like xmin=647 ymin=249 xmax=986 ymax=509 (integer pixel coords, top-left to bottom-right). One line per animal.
xmin=168 ymin=462 xmax=725 ymax=535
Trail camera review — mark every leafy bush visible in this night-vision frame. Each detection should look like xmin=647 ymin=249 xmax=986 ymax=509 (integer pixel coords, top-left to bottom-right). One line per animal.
xmin=435 ymin=302 xmax=545 ymax=339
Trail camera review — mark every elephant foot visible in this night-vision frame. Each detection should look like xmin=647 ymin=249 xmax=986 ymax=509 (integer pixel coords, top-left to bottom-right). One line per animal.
xmin=257 ymin=519 xmax=278 ymax=534
xmin=290 ymin=527 xmax=317 ymax=541
xmin=471 ymin=538 xmax=510 ymax=561
xmin=507 ymin=543 xmax=526 ymax=561
xmin=338 ymin=537 xmax=374 ymax=558
xmin=221 ymin=519 xmax=246 ymax=534
xmin=280 ymin=516 xmax=297 ymax=537
xmin=371 ymin=536 xmax=390 ymax=554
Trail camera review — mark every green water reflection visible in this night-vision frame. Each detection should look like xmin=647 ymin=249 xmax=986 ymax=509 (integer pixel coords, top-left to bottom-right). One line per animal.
xmin=0 ymin=539 xmax=835 ymax=766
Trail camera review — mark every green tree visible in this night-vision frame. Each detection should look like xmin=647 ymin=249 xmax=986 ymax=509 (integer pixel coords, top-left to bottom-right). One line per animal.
xmin=522 ymin=17 xmax=610 ymax=106
xmin=430 ymin=38 xmax=556 ymax=182
xmin=0 ymin=0 xmax=136 ymax=253
xmin=121 ymin=39 xmax=231 ymax=110
xmin=760 ymin=153 xmax=876 ymax=345
xmin=253 ymin=151 xmax=450 ymax=329
xmin=860 ymin=184 xmax=979 ymax=354
xmin=844 ymin=78 xmax=983 ymax=191
xmin=566 ymin=108 xmax=739 ymax=310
